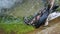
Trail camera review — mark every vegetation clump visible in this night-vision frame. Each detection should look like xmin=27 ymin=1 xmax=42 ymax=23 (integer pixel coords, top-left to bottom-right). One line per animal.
xmin=0 ymin=15 xmax=34 ymax=34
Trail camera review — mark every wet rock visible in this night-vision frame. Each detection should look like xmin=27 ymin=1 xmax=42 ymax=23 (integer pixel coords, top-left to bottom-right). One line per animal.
xmin=0 ymin=0 xmax=23 ymax=16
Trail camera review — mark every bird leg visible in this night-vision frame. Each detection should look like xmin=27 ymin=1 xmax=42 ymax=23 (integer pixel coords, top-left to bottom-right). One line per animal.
xmin=44 ymin=18 xmax=49 ymax=26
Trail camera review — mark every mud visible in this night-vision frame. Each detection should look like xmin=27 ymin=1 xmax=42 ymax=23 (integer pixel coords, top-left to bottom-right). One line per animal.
xmin=26 ymin=17 xmax=60 ymax=34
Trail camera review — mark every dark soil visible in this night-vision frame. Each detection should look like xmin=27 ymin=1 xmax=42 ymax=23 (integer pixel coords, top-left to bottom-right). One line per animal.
xmin=0 ymin=28 xmax=5 ymax=34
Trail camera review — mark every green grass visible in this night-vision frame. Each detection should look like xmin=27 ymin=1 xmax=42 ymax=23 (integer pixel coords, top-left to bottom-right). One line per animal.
xmin=0 ymin=16 xmax=34 ymax=34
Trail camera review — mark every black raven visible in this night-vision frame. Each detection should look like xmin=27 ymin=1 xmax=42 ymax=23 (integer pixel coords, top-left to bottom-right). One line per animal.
xmin=23 ymin=5 xmax=59 ymax=28
xmin=33 ymin=5 xmax=59 ymax=28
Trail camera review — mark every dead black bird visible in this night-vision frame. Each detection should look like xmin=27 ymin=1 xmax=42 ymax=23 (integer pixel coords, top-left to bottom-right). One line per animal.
xmin=23 ymin=5 xmax=59 ymax=28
